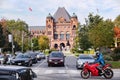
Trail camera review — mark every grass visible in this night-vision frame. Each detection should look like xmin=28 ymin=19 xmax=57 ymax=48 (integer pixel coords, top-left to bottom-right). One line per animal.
xmin=106 ymin=61 xmax=120 ymax=69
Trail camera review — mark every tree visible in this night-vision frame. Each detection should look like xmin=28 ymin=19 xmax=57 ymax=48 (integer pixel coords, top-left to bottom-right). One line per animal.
xmin=38 ymin=35 xmax=49 ymax=51
xmin=88 ymin=19 xmax=114 ymax=48
xmin=114 ymin=15 xmax=120 ymax=26
xmin=0 ymin=24 xmax=5 ymax=48
xmin=32 ymin=38 xmax=39 ymax=51
xmin=6 ymin=19 xmax=29 ymax=51
xmin=79 ymin=24 xmax=92 ymax=50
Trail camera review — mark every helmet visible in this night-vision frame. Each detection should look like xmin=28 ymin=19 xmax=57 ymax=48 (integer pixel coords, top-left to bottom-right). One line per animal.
xmin=95 ymin=51 xmax=100 ymax=57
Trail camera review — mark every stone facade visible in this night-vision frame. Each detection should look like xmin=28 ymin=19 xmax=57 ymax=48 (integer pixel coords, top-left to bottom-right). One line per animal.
xmin=46 ymin=7 xmax=78 ymax=50
xmin=29 ymin=7 xmax=78 ymax=50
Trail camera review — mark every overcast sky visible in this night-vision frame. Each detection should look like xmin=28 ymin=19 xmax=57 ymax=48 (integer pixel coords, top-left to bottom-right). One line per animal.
xmin=0 ymin=0 xmax=120 ymax=26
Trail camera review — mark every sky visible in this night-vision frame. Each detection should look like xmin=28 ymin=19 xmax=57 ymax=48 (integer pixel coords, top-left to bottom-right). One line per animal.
xmin=0 ymin=0 xmax=120 ymax=26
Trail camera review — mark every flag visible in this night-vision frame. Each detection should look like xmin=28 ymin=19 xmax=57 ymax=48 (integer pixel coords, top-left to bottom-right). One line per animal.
xmin=29 ymin=7 xmax=32 ymax=11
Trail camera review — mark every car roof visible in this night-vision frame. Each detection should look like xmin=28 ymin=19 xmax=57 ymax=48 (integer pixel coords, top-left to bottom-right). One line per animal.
xmin=0 ymin=65 xmax=30 ymax=72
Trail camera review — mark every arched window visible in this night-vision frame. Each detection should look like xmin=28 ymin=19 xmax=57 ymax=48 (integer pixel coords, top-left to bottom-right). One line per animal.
xmin=66 ymin=32 xmax=70 ymax=40
xmin=54 ymin=44 xmax=58 ymax=49
xmin=54 ymin=32 xmax=58 ymax=39
xmin=60 ymin=32 xmax=64 ymax=40
xmin=73 ymin=25 xmax=76 ymax=30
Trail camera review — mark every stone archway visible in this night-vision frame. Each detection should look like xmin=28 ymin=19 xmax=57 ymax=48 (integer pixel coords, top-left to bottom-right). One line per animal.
xmin=60 ymin=43 xmax=65 ymax=51
xmin=54 ymin=44 xmax=58 ymax=49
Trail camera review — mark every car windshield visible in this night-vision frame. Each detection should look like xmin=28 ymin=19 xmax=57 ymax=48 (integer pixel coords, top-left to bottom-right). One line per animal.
xmin=16 ymin=54 xmax=29 ymax=58
xmin=50 ymin=53 xmax=63 ymax=57
xmin=79 ymin=55 xmax=93 ymax=59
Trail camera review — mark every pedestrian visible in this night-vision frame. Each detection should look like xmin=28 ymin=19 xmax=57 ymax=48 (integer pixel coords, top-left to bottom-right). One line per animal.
xmin=3 ymin=52 xmax=8 ymax=65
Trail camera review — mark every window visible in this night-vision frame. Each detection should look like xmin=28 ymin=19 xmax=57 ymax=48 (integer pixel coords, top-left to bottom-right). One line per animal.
xmin=66 ymin=32 xmax=70 ymax=40
xmin=60 ymin=32 xmax=64 ymax=40
xmin=54 ymin=32 xmax=58 ymax=39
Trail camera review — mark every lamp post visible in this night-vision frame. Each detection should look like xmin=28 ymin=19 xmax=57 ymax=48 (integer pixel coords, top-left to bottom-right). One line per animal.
xmin=8 ymin=34 xmax=14 ymax=55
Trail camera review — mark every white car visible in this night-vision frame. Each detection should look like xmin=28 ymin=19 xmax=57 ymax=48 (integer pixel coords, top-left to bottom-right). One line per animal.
xmin=0 ymin=55 xmax=4 ymax=64
xmin=37 ymin=52 xmax=45 ymax=60
xmin=76 ymin=54 xmax=95 ymax=69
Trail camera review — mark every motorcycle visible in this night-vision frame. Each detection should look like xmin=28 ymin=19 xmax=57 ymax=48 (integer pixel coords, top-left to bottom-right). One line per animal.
xmin=81 ymin=62 xmax=113 ymax=79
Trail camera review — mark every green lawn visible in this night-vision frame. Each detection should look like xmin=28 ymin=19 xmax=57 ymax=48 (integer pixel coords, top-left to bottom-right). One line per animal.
xmin=106 ymin=61 xmax=120 ymax=69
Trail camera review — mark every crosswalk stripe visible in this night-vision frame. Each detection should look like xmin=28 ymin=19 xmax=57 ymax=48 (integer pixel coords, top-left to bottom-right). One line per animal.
xmin=44 ymin=70 xmax=53 ymax=74
xmin=58 ymin=70 xmax=66 ymax=74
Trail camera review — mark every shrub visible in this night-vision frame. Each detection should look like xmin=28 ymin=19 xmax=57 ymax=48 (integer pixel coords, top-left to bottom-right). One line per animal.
xmin=112 ymin=47 xmax=120 ymax=61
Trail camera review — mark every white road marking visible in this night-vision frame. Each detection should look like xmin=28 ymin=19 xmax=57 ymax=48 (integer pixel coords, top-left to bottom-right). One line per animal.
xmin=44 ymin=70 xmax=53 ymax=74
xmin=58 ymin=70 xmax=66 ymax=74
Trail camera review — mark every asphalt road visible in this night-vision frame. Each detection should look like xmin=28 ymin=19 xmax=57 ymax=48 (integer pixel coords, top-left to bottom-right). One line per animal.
xmin=32 ymin=55 xmax=120 ymax=80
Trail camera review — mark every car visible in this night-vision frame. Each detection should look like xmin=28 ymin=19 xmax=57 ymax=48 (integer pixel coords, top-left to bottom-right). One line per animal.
xmin=25 ymin=52 xmax=38 ymax=64
xmin=0 ymin=55 xmax=4 ymax=64
xmin=11 ymin=54 xmax=33 ymax=67
xmin=0 ymin=65 xmax=37 ymax=80
xmin=76 ymin=54 xmax=95 ymax=69
xmin=47 ymin=51 xmax=65 ymax=67
xmin=37 ymin=52 xmax=45 ymax=60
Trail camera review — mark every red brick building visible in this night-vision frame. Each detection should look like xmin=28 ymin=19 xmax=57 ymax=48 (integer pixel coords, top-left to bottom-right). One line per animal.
xmin=29 ymin=7 xmax=78 ymax=50
xmin=46 ymin=7 xmax=78 ymax=50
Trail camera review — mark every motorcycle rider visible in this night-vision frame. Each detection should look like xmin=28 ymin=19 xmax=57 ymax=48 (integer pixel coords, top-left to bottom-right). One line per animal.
xmin=95 ymin=51 xmax=105 ymax=75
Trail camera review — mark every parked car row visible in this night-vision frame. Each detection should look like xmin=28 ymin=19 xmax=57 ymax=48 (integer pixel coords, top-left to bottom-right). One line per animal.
xmin=0 ymin=51 xmax=46 ymax=67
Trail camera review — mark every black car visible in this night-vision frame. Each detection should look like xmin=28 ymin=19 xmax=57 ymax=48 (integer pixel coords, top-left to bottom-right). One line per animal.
xmin=25 ymin=52 xmax=38 ymax=64
xmin=0 ymin=65 xmax=37 ymax=80
xmin=11 ymin=54 xmax=33 ymax=67
xmin=47 ymin=51 xmax=65 ymax=67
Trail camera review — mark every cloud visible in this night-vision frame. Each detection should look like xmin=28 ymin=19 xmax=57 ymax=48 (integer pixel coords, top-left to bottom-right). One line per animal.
xmin=0 ymin=0 xmax=120 ymax=26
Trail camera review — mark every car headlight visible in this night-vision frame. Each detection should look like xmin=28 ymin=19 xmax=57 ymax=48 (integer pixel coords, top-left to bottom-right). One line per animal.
xmin=60 ymin=60 xmax=63 ymax=62
xmin=16 ymin=73 xmax=19 ymax=79
xmin=77 ymin=60 xmax=83 ymax=64
xmin=49 ymin=59 xmax=52 ymax=62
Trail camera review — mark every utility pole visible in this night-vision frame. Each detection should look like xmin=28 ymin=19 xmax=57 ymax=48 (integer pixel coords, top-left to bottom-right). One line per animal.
xmin=22 ymin=31 xmax=24 ymax=52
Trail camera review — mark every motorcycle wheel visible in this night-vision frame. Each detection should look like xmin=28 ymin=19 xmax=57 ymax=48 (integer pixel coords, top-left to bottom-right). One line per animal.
xmin=103 ymin=68 xmax=113 ymax=79
xmin=81 ymin=70 xmax=90 ymax=79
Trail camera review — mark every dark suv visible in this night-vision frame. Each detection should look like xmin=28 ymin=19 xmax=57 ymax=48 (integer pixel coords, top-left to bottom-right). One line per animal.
xmin=47 ymin=51 xmax=65 ymax=67
xmin=0 ymin=65 xmax=37 ymax=80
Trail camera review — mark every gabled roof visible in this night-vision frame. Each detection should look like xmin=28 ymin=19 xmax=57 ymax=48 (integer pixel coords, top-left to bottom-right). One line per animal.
xmin=29 ymin=26 xmax=45 ymax=31
xmin=53 ymin=7 xmax=71 ymax=22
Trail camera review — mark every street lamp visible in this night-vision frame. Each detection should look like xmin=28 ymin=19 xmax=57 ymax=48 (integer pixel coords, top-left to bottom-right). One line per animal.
xmin=8 ymin=34 xmax=14 ymax=55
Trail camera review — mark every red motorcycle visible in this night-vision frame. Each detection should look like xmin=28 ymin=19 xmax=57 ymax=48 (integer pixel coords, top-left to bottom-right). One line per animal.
xmin=81 ymin=62 xmax=113 ymax=79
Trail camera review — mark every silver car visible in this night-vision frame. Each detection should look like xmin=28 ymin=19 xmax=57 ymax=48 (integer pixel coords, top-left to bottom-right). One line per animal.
xmin=76 ymin=54 xmax=95 ymax=69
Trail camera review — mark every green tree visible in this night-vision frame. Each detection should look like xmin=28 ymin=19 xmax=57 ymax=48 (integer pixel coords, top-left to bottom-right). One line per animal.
xmin=32 ymin=38 xmax=39 ymax=51
xmin=88 ymin=14 xmax=114 ymax=48
xmin=6 ymin=19 xmax=29 ymax=51
xmin=79 ymin=24 xmax=92 ymax=50
xmin=38 ymin=35 xmax=49 ymax=51
xmin=114 ymin=15 xmax=120 ymax=26
xmin=0 ymin=24 xmax=5 ymax=48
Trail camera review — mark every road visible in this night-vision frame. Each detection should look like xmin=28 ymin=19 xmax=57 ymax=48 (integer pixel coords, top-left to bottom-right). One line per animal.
xmin=31 ymin=54 xmax=120 ymax=80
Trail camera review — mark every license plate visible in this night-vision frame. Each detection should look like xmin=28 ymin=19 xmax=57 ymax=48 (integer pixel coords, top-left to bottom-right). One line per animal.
xmin=18 ymin=63 xmax=21 ymax=65
xmin=54 ymin=62 xmax=58 ymax=64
